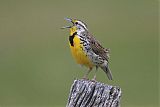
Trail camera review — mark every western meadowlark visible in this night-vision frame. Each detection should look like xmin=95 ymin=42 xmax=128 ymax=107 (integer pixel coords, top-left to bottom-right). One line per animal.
xmin=62 ymin=18 xmax=113 ymax=80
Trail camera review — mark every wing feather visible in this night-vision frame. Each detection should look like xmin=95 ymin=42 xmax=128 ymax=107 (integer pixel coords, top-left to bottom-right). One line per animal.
xmin=87 ymin=33 xmax=110 ymax=61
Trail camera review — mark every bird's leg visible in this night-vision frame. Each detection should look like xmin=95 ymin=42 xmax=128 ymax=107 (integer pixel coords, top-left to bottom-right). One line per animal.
xmin=92 ymin=66 xmax=98 ymax=81
xmin=83 ymin=68 xmax=92 ymax=80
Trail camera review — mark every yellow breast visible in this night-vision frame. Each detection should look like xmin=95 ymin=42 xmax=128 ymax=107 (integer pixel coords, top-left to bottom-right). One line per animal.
xmin=69 ymin=27 xmax=93 ymax=68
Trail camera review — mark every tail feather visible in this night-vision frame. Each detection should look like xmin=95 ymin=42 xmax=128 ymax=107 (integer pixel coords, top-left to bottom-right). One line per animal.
xmin=101 ymin=66 xmax=113 ymax=80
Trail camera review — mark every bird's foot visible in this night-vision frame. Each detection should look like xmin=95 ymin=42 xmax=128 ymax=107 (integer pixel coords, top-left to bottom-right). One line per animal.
xmin=91 ymin=75 xmax=97 ymax=82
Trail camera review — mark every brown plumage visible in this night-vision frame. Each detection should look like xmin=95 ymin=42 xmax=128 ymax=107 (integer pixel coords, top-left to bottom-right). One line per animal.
xmin=87 ymin=33 xmax=113 ymax=80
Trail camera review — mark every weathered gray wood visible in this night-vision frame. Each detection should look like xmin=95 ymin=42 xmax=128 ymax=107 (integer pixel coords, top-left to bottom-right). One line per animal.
xmin=66 ymin=79 xmax=121 ymax=107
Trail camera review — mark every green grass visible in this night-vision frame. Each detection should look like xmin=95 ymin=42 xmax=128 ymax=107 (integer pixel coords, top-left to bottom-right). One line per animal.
xmin=0 ymin=0 xmax=158 ymax=107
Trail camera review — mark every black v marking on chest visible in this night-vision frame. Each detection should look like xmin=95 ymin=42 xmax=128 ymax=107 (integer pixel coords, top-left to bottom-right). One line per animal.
xmin=69 ymin=32 xmax=77 ymax=47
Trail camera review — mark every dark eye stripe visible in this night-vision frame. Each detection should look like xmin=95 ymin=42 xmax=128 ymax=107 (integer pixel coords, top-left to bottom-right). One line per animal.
xmin=80 ymin=24 xmax=86 ymax=30
xmin=75 ymin=21 xmax=87 ymax=30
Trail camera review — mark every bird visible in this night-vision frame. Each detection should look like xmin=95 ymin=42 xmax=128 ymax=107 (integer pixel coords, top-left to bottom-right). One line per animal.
xmin=62 ymin=18 xmax=113 ymax=80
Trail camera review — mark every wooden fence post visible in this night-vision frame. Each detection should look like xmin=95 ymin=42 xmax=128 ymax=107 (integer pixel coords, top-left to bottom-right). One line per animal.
xmin=66 ymin=79 xmax=122 ymax=107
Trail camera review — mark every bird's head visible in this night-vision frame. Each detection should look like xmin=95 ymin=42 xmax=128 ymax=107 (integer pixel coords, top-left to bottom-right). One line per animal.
xmin=62 ymin=18 xmax=88 ymax=33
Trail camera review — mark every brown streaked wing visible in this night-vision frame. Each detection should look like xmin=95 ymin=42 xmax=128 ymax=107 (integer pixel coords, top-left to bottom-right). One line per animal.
xmin=88 ymin=33 xmax=110 ymax=61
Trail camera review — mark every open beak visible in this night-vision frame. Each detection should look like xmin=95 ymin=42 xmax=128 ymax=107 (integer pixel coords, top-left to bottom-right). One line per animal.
xmin=61 ymin=18 xmax=74 ymax=29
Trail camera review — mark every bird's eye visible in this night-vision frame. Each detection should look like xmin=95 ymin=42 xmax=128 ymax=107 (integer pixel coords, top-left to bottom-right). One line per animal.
xmin=75 ymin=22 xmax=78 ymax=24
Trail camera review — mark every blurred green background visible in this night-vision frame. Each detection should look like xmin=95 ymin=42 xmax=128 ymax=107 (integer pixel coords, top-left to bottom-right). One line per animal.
xmin=0 ymin=0 xmax=158 ymax=107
